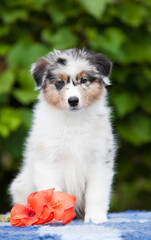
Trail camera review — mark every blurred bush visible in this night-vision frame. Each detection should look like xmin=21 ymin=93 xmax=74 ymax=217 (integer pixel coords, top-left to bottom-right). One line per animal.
xmin=0 ymin=0 xmax=151 ymax=213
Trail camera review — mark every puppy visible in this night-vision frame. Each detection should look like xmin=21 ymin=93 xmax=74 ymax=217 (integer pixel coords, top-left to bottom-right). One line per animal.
xmin=9 ymin=48 xmax=116 ymax=224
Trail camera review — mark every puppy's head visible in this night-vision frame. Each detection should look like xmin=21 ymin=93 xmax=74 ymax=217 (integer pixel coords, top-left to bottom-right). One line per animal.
xmin=31 ymin=48 xmax=112 ymax=111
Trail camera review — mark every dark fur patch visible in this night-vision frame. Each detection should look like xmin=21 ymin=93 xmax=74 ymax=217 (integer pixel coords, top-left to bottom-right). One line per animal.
xmin=73 ymin=80 xmax=78 ymax=86
xmin=57 ymin=58 xmax=67 ymax=65
xmin=32 ymin=58 xmax=50 ymax=89
xmin=87 ymin=53 xmax=112 ymax=77
xmin=67 ymin=76 xmax=70 ymax=84
xmin=33 ymin=71 xmax=42 ymax=88
xmin=46 ymin=71 xmax=55 ymax=83
xmin=88 ymin=75 xmax=96 ymax=82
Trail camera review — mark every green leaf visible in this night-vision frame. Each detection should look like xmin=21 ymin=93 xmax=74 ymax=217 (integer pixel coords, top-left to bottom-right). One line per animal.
xmin=17 ymin=69 xmax=35 ymax=90
xmin=30 ymin=0 xmax=50 ymax=9
xmin=7 ymin=42 xmax=49 ymax=68
xmin=101 ymin=27 xmax=126 ymax=54
xmin=113 ymin=92 xmax=139 ymax=117
xmin=109 ymin=2 xmax=148 ymax=27
xmin=1 ymin=9 xmax=28 ymax=23
xmin=0 ymin=44 xmax=11 ymax=56
xmin=0 ymin=70 xmax=15 ymax=94
xmin=141 ymin=93 xmax=151 ymax=114
xmin=122 ymin=35 xmax=151 ymax=63
xmin=41 ymin=29 xmax=52 ymax=44
xmin=118 ymin=114 xmax=151 ymax=146
xmin=0 ymin=108 xmax=22 ymax=138
xmin=2 ymin=127 xmax=28 ymax=160
xmin=0 ymin=25 xmax=10 ymax=37
xmin=13 ymin=89 xmax=38 ymax=105
xmin=112 ymin=68 xmax=129 ymax=83
xmin=89 ymin=27 xmax=126 ymax=57
xmin=19 ymin=108 xmax=32 ymax=130
xmin=143 ymin=67 xmax=151 ymax=82
xmin=85 ymin=28 xmax=98 ymax=41
xmin=78 ymin=0 xmax=111 ymax=19
xmin=50 ymin=28 xmax=78 ymax=49
xmin=47 ymin=5 xmax=66 ymax=24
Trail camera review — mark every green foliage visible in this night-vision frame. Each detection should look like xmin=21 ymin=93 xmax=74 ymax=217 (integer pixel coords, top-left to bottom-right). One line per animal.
xmin=0 ymin=108 xmax=22 ymax=137
xmin=7 ymin=42 xmax=49 ymax=68
xmin=0 ymin=0 xmax=151 ymax=213
xmin=78 ymin=0 xmax=112 ymax=19
xmin=118 ymin=114 xmax=151 ymax=146
xmin=0 ymin=70 xmax=15 ymax=94
xmin=109 ymin=1 xmax=149 ymax=27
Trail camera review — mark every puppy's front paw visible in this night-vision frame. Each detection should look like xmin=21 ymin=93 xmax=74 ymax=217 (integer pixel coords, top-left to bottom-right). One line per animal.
xmin=84 ymin=214 xmax=107 ymax=224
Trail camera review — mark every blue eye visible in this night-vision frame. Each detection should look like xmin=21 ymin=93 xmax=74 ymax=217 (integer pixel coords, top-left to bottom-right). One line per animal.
xmin=81 ymin=77 xmax=87 ymax=84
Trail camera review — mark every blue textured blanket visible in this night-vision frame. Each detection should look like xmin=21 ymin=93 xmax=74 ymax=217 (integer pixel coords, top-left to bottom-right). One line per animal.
xmin=0 ymin=211 xmax=151 ymax=240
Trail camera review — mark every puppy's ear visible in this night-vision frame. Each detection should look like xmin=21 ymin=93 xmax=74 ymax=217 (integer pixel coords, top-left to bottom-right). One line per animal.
xmin=31 ymin=58 xmax=50 ymax=90
xmin=89 ymin=53 xmax=112 ymax=85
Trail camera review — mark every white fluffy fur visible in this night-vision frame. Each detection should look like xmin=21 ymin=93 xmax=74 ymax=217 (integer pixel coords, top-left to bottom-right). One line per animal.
xmin=9 ymin=50 xmax=115 ymax=224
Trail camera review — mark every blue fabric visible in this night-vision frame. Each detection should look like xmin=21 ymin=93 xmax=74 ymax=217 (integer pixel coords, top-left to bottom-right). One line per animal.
xmin=0 ymin=211 xmax=151 ymax=240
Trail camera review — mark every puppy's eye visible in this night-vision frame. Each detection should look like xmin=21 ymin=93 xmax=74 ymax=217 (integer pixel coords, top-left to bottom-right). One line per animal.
xmin=58 ymin=79 xmax=64 ymax=85
xmin=55 ymin=79 xmax=65 ymax=90
xmin=80 ymin=77 xmax=87 ymax=84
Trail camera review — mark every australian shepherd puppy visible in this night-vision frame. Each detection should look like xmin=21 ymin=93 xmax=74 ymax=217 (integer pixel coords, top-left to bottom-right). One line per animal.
xmin=10 ymin=48 xmax=116 ymax=224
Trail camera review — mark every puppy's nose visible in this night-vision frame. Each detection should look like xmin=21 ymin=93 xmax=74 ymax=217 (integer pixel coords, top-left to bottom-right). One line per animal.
xmin=68 ymin=96 xmax=79 ymax=107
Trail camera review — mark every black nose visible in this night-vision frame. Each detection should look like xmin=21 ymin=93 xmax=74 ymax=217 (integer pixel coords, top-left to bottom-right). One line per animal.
xmin=68 ymin=96 xmax=79 ymax=107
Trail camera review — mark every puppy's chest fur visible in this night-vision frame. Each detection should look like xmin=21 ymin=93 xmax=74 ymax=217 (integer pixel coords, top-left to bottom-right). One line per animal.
xmin=31 ymin=106 xmax=110 ymax=210
xmin=54 ymin=120 xmax=100 ymax=183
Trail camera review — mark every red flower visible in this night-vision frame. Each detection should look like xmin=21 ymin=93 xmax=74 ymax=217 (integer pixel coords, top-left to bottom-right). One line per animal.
xmin=51 ymin=191 xmax=76 ymax=224
xmin=27 ymin=189 xmax=55 ymax=225
xmin=10 ymin=189 xmax=76 ymax=227
xmin=10 ymin=204 xmax=39 ymax=227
